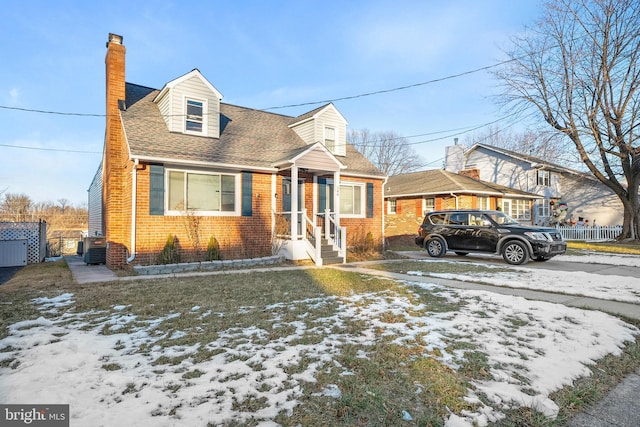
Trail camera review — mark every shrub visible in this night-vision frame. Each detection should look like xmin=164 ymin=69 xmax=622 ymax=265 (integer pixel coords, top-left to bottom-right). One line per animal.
xmin=157 ymin=235 xmax=181 ymax=265
xmin=205 ymin=236 xmax=222 ymax=261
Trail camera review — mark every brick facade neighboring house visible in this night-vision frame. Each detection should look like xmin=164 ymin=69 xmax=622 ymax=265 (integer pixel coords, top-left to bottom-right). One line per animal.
xmin=384 ymin=169 xmax=541 ymax=237
xmin=89 ymin=33 xmax=385 ymax=269
xmin=445 ymin=143 xmax=623 ymax=226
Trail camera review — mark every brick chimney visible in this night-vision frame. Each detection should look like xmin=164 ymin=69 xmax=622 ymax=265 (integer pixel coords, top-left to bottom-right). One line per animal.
xmin=103 ymin=33 xmax=129 ymax=268
xmin=459 ymin=168 xmax=480 ymax=180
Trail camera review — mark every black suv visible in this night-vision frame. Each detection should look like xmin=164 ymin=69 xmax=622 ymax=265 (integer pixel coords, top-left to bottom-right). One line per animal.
xmin=415 ymin=210 xmax=567 ymax=265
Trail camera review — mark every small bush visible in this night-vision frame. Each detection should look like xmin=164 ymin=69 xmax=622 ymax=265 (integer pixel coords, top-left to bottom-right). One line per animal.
xmin=205 ymin=236 xmax=222 ymax=261
xmin=157 ymin=235 xmax=181 ymax=265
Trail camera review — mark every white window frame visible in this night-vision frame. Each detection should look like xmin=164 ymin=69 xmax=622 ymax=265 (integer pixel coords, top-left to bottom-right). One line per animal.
xmin=339 ymin=181 xmax=365 ymax=218
xmin=503 ymin=198 xmax=530 ymax=221
xmin=324 ymin=125 xmax=336 ymax=153
xmin=165 ymin=167 xmax=240 ymax=216
xmin=538 ymin=199 xmax=551 ymax=218
xmin=389 ymin=198 xmax=397 ymax=214
xmin=422 ymin=197 xmax=435 ymax=215
xmin=537 ymin=170 xmax=550 ymax=187
xmin=184 ymin=97 xmax=207 ymax=136
xmin=477 ymin=196 xmax=491 ymax=210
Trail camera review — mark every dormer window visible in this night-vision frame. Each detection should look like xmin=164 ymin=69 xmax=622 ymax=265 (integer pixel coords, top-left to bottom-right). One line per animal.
xmin=324 ymin=126 xmax=336 ymax=152
xmin=186 ymin=98 xmax=204 ymax=133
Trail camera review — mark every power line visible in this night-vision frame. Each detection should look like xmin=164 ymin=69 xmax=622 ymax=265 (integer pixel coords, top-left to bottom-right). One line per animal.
xmin=261 ymin=59 xmax=518 ymax=110
xmin=0 ymin=143 xmax=101 ymax=154
xmin=0 ymin=57 xmax=517 ymax=118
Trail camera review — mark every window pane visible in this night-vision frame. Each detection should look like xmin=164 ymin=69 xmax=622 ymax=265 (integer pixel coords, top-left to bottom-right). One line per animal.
xmin=325 ymin=126 xmax=336 ymax=151
xmin=186 ymin=99 xmax=203 ymax=132
xmin=353 ymin=185 xmax=361 ymax=213
xmin=221 ymin=175 xmax=235 ymax=211
xmin=169 ymin=171 xmax=185 ymax=210
xmin=187 ymin=173 xmax=218 ymax=211
xmin=340 ymin=185 xmax=353 ymax=214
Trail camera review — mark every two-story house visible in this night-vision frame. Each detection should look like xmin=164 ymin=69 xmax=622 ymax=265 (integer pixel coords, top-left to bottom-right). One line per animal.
xmin=444 ymin=143 xmax=622 ymax=226
xmin=88 ymin=33 xmax=385 ymax=269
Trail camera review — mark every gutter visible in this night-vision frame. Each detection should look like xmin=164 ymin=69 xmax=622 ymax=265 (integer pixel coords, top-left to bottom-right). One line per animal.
xmin=126 ymin=159 xmax=138 ymax=263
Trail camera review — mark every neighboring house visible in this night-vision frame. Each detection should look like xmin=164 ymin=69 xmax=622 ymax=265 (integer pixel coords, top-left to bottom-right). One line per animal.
xmin=384 ymin=169 xmax=541 ymax=236
xmin=444 ymin=143 xmax=623 ymax=226
xmin=90 ymin=33 xmax=385 ymax=269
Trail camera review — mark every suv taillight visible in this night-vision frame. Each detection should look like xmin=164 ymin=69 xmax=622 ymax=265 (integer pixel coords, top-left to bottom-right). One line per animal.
xmin=418 ymin=226 xmax=423 ymax=234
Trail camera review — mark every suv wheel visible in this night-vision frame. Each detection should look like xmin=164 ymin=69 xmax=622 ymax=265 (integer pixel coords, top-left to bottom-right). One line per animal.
xmin=502 ymin=240 xmax=529 ymax=265
xmin=425 ymin=237 xmax=446 ymax=258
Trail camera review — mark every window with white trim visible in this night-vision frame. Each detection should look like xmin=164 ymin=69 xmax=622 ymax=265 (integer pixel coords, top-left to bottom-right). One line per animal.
xmin=324 ymin=125 xmax=336 ymax=152
xmin=537 ymin=199 xmax=550 ymax=218
xmin=340 ymin=182 xmax=364 ymax=216
xmin=185 ymin=98 xmax=204 ymax=133
xmin=168 ymin=170 xmax=237 ymax=214
xmin=504 ymin=199 xmax=530 ymax=221
xmin=477 ymin=196 xmax=491 ymax=210
xmin=389 ymin=199 xmax=397 ymax=214
xmin=537 ymin=170 xmax=550 ymax=186
xmin=423 ymin=197 xmax=435 ymax=215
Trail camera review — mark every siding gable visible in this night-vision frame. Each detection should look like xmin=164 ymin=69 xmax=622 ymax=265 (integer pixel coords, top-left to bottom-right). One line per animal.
xmin=290 ymin=104 xmax=347 ymax=156
xmin=154 ymin=70 xmax=222 ymax=138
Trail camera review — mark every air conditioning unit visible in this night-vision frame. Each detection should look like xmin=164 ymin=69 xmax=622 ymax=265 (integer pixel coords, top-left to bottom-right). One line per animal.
xmin=83 ymin=237 xmax=107 ymax=265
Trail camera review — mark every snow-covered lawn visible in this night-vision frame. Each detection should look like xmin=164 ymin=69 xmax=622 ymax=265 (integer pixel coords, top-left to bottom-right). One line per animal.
xmin=0 ymin=257 xmax=638 ymax=426
xmin=402 ymin=251 xmax=640 ymax=304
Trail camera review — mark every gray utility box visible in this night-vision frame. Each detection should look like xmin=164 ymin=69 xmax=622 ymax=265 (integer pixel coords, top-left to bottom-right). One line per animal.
xmin=83 ymin=237 xmax=106 ymax=265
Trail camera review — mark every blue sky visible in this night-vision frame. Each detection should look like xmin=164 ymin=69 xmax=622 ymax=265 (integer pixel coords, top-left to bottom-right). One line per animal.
xmin=0 ymin=0 xmax=541 ymax=206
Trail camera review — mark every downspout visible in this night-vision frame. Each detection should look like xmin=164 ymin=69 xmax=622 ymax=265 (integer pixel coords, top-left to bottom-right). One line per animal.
xmin=126 ymin=159 xmax=138 ymax=263
xmin=382 ymin=176 xmax=388 ymax=250
xmin=450 ymin=193 xmax=459 ymax=209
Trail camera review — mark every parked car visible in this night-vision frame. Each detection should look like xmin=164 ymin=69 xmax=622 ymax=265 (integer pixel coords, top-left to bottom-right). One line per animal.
xmin=415 ymin=210 xmax=567 ymax=265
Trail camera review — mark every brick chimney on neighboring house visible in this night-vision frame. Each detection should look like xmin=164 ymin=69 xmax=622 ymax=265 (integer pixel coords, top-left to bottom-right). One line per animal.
xmin=458 ymin=168 xmax=480 ymax=180
xmin=103 ymin=33 xmax=130 ymax=268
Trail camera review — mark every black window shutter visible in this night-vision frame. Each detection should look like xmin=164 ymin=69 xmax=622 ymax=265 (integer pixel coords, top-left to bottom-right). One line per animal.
xmin=242 ymin=172 xmax=252 ymax=216
xmin=318 ymin=178 xmax=326 ymax=212
xmin=149 ymin=164 xmax=164 ymax=216
xmin=366 ymin=182 xmax=374 ymax=218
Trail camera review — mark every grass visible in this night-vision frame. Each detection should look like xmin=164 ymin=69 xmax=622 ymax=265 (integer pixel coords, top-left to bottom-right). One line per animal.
xmin=567 ymin=240 xmax=640 ymax=255
xmin=0 ymin=259 xmax=639 ymax=426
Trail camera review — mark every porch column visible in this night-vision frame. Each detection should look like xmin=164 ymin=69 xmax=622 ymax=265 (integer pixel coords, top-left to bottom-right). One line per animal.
xmin=333 ymin=170 xmax=340 ymax=226
xmin=291 ymin=165 xmax=299 ymax=239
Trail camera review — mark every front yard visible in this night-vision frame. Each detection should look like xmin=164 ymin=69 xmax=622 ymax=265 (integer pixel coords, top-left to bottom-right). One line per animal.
xmin=0 ymin=259 xmax=638 ymax=426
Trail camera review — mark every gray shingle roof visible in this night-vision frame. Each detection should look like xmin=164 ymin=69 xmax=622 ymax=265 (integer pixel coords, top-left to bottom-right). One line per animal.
xmin=121 ymin=83 xmax=383 ymax=176
xmin=385 ymin=169 xmax=541 ymax=198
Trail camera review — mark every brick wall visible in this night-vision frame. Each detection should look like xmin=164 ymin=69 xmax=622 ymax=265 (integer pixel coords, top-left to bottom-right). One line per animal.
xmin=132 ymin=167 xmax=273 ymax=265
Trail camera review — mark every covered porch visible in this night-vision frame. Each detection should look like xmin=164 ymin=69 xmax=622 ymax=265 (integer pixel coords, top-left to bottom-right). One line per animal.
xmin=273 ymin=143 xmax=347 ymax=265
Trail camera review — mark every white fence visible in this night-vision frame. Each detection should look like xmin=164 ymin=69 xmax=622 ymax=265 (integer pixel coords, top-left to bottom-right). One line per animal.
xmin=555 ymin=225 xmax=622 ymax=241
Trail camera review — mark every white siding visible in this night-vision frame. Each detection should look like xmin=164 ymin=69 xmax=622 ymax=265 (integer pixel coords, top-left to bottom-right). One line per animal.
xmin=88 ymin=162 xmax=103 ymax=236
xmin=466 ymin=147 xmax=622 ymax=226
xmin=291 ymin=120 xmax=315 ymax=145
xmin=315 ymin=108 xmax=346 ymax=156
xmin=155 ymin=90 xmax=171 ymax=130
xmin=165 ymin=75 xmax=221 ymax=137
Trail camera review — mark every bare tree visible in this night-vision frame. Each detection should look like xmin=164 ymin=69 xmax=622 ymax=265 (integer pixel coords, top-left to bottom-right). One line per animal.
xmin=348 ymin=129 xmax=424 ymax=176
xmin=464 ymin=125 xmax=570 ymax=162
xmin=496 ymin=0 xmax=640 ymax=240
xmin=0 ymin=193 xmax=32 ymax=221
